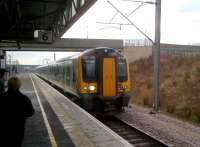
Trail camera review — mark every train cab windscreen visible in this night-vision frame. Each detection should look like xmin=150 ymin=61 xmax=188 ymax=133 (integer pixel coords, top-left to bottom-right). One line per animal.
xmin=118 ymin=58 xmax=128 ymax=82
xmin=82 ymin=56 xmax=96 ymax=82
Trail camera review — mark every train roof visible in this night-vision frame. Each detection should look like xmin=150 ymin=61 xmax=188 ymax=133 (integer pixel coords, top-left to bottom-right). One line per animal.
xmin=55 ymin=47 xmax=121 ymax=62
xmin=36 ymin=47 xmax=122 ymax=69
xmin=80 ymin=47 xmax=122 ymax=55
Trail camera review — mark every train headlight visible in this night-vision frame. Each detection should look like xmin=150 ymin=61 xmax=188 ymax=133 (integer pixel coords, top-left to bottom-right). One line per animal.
xmin=83 ymin=86 xmax=88 ymax=90
xmin=89 ymin=85 xmax=96 ymax=91
xmin=118 ymin=85 xmax=127 ymax=91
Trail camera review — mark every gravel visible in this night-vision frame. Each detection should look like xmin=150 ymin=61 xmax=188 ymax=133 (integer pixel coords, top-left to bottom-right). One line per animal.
xmin=116 ymin=105 xmax=200 ymax=147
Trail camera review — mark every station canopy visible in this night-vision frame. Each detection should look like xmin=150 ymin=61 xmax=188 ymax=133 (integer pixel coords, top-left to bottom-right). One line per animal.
xmin=0 ymin=0 xmax=96 ymax=43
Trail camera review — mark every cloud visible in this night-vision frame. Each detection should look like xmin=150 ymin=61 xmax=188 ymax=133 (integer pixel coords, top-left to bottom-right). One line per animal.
xmin=178 ymin=0 xmax=200 ymax=13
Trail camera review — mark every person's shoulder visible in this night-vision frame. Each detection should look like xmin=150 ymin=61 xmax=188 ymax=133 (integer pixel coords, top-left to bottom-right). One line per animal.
xmin=0 ymin=93 xmax=5 ymax=98
xmin=0 ymin=92 xmax=9 ymax=102
xmin=2 ymin=91 xmax=9 ymax=97
xmin=18 ymin=91 xmax=29 ymax=99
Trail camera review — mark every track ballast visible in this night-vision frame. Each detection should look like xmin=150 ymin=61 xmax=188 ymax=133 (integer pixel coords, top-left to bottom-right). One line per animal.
xmin=98 ymin=116 xmax=169 ymax=147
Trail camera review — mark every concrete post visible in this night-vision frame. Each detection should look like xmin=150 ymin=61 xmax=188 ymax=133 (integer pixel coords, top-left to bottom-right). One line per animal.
xmin=153 ymin=0 xmax=161 ymax=112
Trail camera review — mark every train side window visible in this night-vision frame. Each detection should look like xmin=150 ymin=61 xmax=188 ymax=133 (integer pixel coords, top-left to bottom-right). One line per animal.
xmin=82 ymin=56 xmax=96 ymax=82
xmin=55 ymin=65 xmax=59 ymax=75
xmin=62 ymin=63 xmax=65 ymax=75
xmin=118 ymin=58 xmax=128 ymax=82
xmin=53 ymin=65 xmax=55 ymax=75
xmin=66 ymin=63 xmax=70 ymax=85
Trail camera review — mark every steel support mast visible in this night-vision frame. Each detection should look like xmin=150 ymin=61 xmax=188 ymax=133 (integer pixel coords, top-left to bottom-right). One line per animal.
xmin=153 ymin=0 xmax=161 ymax=112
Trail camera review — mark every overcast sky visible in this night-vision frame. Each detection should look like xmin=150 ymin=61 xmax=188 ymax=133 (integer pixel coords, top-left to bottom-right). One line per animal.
xmin=7 ymin=0 xmax=200 ymax=65
xmin=63 ymin=0 xmax=200 ymax=44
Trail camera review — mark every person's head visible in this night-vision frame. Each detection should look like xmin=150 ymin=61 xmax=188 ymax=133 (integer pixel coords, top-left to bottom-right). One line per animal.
xmin=8 ymin=77 xmax=21 ymax=91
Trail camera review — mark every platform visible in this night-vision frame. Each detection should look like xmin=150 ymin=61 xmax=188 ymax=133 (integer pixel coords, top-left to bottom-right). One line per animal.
xmin=18 ymin=74 xmax=132 ymax=147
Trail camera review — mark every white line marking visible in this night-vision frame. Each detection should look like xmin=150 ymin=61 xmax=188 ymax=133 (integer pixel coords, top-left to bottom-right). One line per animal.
xmin=30 ymin=74 xmax=58 ymax=147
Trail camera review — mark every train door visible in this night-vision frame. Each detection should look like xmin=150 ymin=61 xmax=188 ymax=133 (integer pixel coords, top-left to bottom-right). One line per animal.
xmin=102 ymin=58 xmax=117 ymax=97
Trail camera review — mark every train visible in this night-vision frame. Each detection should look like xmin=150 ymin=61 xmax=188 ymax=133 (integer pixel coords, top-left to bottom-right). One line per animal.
xmin=35 ymin=47 xmax=131 ymax=112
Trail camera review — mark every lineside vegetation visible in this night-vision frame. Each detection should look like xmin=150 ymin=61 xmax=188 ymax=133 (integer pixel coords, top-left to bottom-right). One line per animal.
xmin=130 ymin=55 xmax=200 ymax=124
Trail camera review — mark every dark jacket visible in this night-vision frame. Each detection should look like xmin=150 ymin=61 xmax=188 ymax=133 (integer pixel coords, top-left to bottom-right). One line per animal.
xmin=1 ymin=89 xmax=34 ymax=147
xmin=0 ymin=78 xmax=5 ymax=94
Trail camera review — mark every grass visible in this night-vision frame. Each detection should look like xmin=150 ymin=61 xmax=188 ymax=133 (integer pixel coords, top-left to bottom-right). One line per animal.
xmin=130 ymin=55 xmax=200 ymax=124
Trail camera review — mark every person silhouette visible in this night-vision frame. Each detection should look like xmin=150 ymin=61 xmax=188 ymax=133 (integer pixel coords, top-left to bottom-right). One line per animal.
xmin=1 ymin=77 xmax=34 ymax=147
xmin=0 ymin=68 xmax=8 ymax=94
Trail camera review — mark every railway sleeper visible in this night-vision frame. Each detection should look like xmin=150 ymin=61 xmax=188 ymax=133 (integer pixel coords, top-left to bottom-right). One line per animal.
xmin=129 ymin=138 xmax=148 ymax=144
xmin=134 ymin=142 xmax=163 ymax=147
xmin=123 ymin=134 xmax=142 ymax=140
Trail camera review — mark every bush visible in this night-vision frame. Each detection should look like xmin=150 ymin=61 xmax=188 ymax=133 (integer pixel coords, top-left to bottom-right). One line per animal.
xmin=143 ymin=97 xmax=150 ymax=106
xmin=166 ymin=104 xmax=175 ymax=114
xmin=189 ymin=115 xmax=199 ymax=123
xmin=174 ymin=103 xmax=191 ymax=118
xmin=182 ymin=106 xmax=192 ymax=119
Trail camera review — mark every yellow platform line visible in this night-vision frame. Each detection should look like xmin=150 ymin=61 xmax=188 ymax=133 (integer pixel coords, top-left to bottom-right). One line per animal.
xmin=30 ymin=75 xmax=58 ymax=147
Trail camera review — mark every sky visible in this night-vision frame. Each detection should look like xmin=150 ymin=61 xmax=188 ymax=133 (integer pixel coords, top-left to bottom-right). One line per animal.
xmin=6 ymin=51 xmax=79 ymax=65
xmin=62 ymin=0 xmax=200 ymax=44
xmin=7 ymin=0 xmax=200 ymax=65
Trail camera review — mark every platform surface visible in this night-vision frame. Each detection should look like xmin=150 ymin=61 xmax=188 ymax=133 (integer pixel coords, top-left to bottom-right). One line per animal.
xmin=18 ymin=74 xmax=133 ymax=147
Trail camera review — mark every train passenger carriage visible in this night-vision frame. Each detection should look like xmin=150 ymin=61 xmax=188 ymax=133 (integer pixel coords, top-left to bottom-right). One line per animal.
xmin=36 ymin=47 xmax=131 ymax=112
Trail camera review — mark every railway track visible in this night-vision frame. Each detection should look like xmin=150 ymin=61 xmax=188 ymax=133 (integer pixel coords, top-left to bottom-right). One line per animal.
xmin=98 ymin=116 xmax=169 ymax=147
